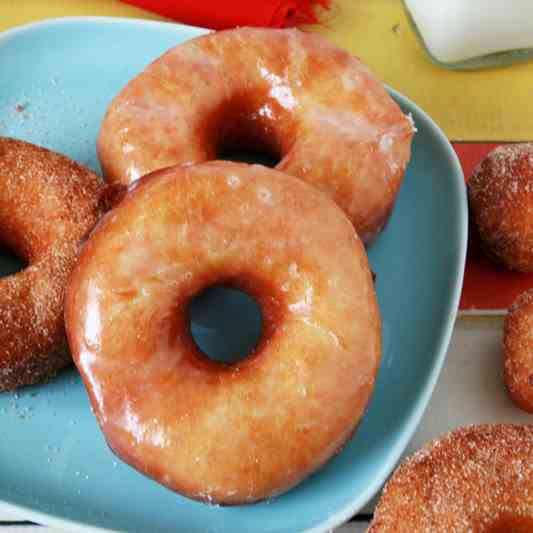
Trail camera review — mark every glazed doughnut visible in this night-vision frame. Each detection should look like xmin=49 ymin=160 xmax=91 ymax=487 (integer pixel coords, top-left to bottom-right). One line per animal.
xmin=97 ymin=27 xmax=414 ymax=243
xmin=65 ymin=161 xmax=381 ymax=504
xmin=468 ymin=143 xmax=533 ymax=272
xmin=369 ymin=424 xmax=533 ymax=533
xmin=504 ymin=289 xmax=533 ymax=413
xmin=0 ymin=137 xmax=105 ymax=391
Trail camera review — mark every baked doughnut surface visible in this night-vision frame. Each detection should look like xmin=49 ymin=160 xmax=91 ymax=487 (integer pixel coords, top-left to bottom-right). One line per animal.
xmin=369 ymin=424 xmax=533 ymax=533
xmin=65 ymin=161 xmax=381 ymax=504
xmin=468 ymin=143 xmax=533 ymax=272
xmin=0 ymin=137 xmax=105 ymax=391
xmin=504 ymin=289 xmax=533 ymax=413
xmin=98 ymin=27 xmax=414 ymax=243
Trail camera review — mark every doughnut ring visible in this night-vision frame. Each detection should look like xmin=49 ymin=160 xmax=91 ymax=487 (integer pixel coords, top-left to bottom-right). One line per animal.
xmin=97 ymin=27 xmax=414 ymax=243
xmin=0 ymin=137 xmax=104 ymax=391
xmin=65 ymin=161 xmax=381 ymax=504
xmin=369 ymin=424 xmax=533 ymax=532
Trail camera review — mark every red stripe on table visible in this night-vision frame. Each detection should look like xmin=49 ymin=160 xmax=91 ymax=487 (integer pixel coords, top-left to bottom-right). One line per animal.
xmin=454 ymin=142 xmax=533 ymax=312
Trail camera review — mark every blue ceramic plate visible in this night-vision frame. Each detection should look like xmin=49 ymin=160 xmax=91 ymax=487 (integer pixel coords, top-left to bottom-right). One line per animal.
xmin=0 ymin=17 xmax=467 ymax=533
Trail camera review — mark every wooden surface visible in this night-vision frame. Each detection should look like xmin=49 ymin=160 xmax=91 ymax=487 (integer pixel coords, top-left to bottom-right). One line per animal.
xmin=2 ymin=316 xmax=529 ymax=531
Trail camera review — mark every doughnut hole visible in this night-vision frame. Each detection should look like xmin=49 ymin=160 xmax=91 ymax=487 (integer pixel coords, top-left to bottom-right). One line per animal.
xmin=199 ymin=91 xmax=292 ymax=169
xmin=219 ymin=150 xmax=279 ymax=168
xmin=180 ymin=271 xmax=285 ymax=371
xmin=188 ymin=285 xmax=263 ymax=364
xmin=468 ymin=143 xmax=533 ymax=272
xmin=0 ymin=244 xmax=27 ymax=277
xmin=503 ymin=288 xmax=533 ymax=413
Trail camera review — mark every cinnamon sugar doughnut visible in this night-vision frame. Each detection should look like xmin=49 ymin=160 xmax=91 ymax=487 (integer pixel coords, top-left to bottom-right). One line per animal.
xmin=468 ymin=143 xmax=533 ymax=272
xmin=369 ymin=424 xmax=533 ymax=533
xmin=65 ymin=161 xmax=381 ymax=504
xmin=97 ymin=27 xmax=414 ymax=243
xmin=504 ymin=289 xmax=533 ymax=413
xmin=0 ymin=137 xmax=105 ymax=391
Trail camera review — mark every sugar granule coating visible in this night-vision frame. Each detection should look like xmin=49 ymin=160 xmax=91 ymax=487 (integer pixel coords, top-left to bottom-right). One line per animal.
xmin=468 ymin=143 xmax=533 ymax=272
xmin=369 ymin=424 xmax=533 ymax=532
xmin=0 ymin=137 xmax=105 ymax=391
xmin=504 ymin=289 xmax=533 ymax=413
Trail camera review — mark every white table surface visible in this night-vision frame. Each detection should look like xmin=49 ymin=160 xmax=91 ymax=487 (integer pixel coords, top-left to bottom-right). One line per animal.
xmin=1 ymin=314 xmax=530 ymax=532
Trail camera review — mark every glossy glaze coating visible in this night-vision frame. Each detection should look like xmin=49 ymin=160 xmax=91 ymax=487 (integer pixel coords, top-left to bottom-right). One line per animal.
xmin=369 ymin=424 xmax=533 ymax=533
xmin=98 ymin=27 xmax=414 ymax=243
xmin=504 ymin=289 xmax=533 ymax=413
xmin=0 ymin=137 xmax=105 ymax=391
xmin=65 ymin=161 xmax=381 ymax=504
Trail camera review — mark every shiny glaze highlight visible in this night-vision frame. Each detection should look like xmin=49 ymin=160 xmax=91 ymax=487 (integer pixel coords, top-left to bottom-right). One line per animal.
xmin=98 ymin=27 xmax=414 ymax=243
xmin=65 ymin=162 xmax=381 ymax=504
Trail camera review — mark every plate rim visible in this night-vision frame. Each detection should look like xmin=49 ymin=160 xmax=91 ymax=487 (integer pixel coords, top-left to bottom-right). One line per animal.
xmin=0 ymin=14 xmax=210 ymax=42
xmin=0 ymin=15 xmax=468 ymax=533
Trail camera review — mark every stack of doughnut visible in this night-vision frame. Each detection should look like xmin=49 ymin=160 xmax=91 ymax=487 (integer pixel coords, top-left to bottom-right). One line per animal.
xmin=2 ymin=23 xmax=532 ymax=521
xmin=68 ymin=27 xmax=415 ymax=503
xmin=0 ymin=27 xmax=414 ymax=503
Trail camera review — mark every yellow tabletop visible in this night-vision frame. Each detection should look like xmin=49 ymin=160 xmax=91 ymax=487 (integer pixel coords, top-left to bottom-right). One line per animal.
xmin=2 ymin=0 xmax=532 ymax=141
